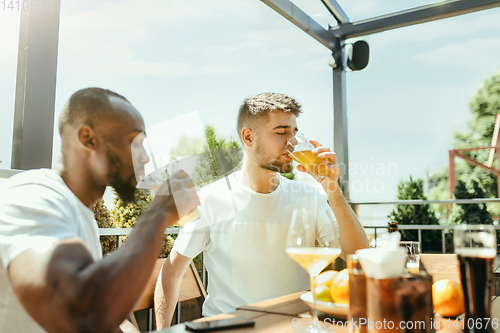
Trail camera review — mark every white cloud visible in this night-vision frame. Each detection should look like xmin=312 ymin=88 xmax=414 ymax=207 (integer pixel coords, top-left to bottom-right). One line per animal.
xmin=413 ymin=37 xmax=500 ymax=70
xmin=59 ymin=58 xmax=252 ymax=77
xmin=361 ymin=10 xmax=500 ymax=47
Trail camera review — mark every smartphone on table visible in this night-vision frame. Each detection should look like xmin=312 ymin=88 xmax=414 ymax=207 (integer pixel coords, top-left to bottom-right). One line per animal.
xmin=184 ymin=316 xmax=255 ymax=332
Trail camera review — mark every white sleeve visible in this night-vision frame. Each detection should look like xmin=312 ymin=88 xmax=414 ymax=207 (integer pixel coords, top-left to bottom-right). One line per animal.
xmin=0 ymin=183 xmax=77 ymax=268
xmin=172 ymin=208 xmax=209 ymax=259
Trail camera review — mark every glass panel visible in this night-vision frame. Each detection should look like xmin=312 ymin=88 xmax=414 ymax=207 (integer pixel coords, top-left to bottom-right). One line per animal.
xmin=0 ymin=10 xmax=20 ymax=169
xmin=348 ymin=7 xmax=500 ymax=229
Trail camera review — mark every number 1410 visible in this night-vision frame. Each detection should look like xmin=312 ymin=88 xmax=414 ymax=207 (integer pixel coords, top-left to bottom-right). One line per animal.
xmin=1 ymin=1 xmax=54 ymax=11
xmin=1 ymin=0 xmax=19 ymax=11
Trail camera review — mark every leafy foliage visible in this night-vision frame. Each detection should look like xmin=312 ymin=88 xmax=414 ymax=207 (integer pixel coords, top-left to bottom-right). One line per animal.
xmin=111 ymin=189 xmax=175 ymax=258
xmin=388 ymin=177 xmax=443 ymax=252
xmin=92 ymin=199 xmax=117 ymax=254
xmin=192 ymin=126 xmax=243 ymax=186
xmin=449 ymin=180 xmax=493 ymax=225
xmin=449 ymin=179 xmax=499 ymax=251
xmin=428 ymin=72 xmax=500 ymax=218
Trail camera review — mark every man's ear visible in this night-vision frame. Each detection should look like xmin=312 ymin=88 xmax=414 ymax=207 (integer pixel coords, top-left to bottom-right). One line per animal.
xmin=77 ymin=125 xmax=97 ymax=150
xmin=241 ymin=128 xmax=253 ymax=148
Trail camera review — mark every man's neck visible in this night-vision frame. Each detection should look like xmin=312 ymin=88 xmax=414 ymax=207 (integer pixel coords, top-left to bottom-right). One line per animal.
xmin=54 ymin=158 xmax=105 ymax=208
xmin=237 ymin=159 xmax=280 ymax=194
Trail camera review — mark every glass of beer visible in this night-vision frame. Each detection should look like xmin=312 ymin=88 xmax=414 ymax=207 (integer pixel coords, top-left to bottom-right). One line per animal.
xmin=454 ymin=224 xmax=497 ymax=333
xmin=399 ymin=241 xmax=420 ymax=274
xmin=288 ymin=133 xmax=331 ymax=177
xmin=139 ymin=159 xmax=200 ymax=227
xmin=286 ymin=208 xmax=341 ymax=332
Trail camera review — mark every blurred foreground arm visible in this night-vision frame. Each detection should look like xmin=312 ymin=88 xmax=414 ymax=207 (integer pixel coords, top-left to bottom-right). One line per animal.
xmin=8 ymin=171 xmax=199 ymax=333
xmin=154 ymin=250 xmax=192 ymax=330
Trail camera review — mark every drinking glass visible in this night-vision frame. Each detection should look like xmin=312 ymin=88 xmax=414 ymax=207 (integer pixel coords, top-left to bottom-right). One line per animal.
xmin=287 ymin=133 xmax=331 ymax=178
xmin=347 ymin=254 xmax=367 ymax=333
xmin=399 ymin=241 xmax=420 ymax=274
xmin=286 ymin=208 xmax=341 ymax=332
xmin=139 ymin=159 xmax=200 ymax=227
xmin=454 ymin=224 xmax=497 ymax=333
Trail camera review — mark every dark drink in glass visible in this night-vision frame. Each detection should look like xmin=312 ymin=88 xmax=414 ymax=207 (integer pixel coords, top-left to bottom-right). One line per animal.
xmin=454 ymin=225 xmax=497 ymax=333
xmin=457 ymin=251 xmax=495 ymax=333
xmin=366 ymin=277 xmax=404 ymax=333
xmin=396 ymin=273 xmax=434 ymax=333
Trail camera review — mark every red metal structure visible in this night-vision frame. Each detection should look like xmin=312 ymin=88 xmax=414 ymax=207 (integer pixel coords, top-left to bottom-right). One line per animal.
xmin=448 ymin=114 xmax=500 ymax=210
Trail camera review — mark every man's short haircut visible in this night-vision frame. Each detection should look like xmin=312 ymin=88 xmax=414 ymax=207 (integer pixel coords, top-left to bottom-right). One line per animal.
xmin=237 ymin=92 xmax=302 ymax=138
xmin=58 ymin=87 xmax=129 ymax=134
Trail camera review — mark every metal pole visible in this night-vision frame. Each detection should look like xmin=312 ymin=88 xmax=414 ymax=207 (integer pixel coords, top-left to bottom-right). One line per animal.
xmin=332 ymin=38 xmax=349 ymax=198
xmin=12 ymin=1 xmax=61 ymax=170
xmin=442 ymin=229 xmax=446 ymax=253
xmin=176 ymin=303 xmax=181 ymax=324
xmin=448 ymin=150 xmax=456 ymax=215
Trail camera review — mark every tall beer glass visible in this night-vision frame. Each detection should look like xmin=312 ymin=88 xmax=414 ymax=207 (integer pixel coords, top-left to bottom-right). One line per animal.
xmin=454 ymin=224 xmax=497 ymax=333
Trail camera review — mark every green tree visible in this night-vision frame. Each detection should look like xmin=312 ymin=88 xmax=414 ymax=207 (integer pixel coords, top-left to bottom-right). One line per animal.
xmin=192 ymin=126 xmax=243 ymax=186
xmin=429 ymin=72 xmax=500 ymax=218
xmin=111 ymin=189 xmax=175 ymax=258
xmin=449 ymin=179 xmax=499 ymax=251
xmin=170 ymin=125 xmax=294 ymax=185
xmin=449 ymin=180 xmax=494 ymax=225
xmin=388 ymin=177 xmax=442 ymax=252
xmin=169 ymin=135 xmax=205 ymax=160
xmin=92 ymin=199 xmax=117 ymax=255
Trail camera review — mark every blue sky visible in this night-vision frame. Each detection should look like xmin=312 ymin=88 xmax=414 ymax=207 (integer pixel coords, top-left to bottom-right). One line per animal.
xmin=1 ymin=0 xmax=500 ymax=225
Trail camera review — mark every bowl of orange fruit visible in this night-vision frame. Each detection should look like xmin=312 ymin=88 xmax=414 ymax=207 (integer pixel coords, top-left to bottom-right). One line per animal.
xmin=300 ymin=269 xmax=349 ymax=318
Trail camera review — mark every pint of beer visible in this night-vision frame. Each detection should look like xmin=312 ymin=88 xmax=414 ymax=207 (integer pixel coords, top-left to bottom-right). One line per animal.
xmin=288 ymin=133 xmax=331 ymax=177
xmin=454 ymin=225 xmax=497 ymax=333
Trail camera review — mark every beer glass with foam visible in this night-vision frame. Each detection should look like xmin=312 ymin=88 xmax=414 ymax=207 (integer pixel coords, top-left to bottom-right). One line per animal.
xmin=454 ymin=224 xmax=497 ymax=333
xmin=288 ymin=133 xmax=331 ymax=177
xmin=399 ymin=241 xmax=420 ymax=274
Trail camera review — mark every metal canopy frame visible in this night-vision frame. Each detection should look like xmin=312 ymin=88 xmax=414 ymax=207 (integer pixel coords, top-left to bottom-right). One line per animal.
xmin=261 ymin=0 xmax=500 ymax=198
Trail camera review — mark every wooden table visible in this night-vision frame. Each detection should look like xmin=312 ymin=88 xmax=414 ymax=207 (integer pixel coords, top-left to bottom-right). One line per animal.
xmin=155 ymin=293 xmax=500 ymax=333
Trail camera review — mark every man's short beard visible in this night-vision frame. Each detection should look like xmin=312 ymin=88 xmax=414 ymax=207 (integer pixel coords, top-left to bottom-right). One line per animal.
xmin=105 ymin=146 xmax=137 ymax=203
xmin=260 ymin=159 xmax=293 ymax=174
xmin=111 ymin=179 xmax=137 ymax=204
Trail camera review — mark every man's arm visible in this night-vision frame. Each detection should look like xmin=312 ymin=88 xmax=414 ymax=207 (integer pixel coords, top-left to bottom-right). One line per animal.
xmin=326 ymin=186 xmax=370 ymax=258
xmin=297 ymin=140 xmax=370 ymax=258
xmin=7 ymin=171 xmax=199 ymax=333
xmin=154 ymin=250 xmax=192 ymax=330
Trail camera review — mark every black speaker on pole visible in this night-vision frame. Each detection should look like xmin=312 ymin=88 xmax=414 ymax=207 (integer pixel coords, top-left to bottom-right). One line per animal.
xmin=347 ymin=40 xmax=369 ymax=71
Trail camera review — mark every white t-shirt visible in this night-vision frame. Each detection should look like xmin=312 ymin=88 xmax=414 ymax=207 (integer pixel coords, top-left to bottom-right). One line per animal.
xmin=173 ymin=172 xmax=339 ymax=316
xmin=0 ymin=169 xmax=102 ymax=333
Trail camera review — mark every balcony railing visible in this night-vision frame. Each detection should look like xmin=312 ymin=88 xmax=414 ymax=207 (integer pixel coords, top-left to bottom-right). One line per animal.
xmin=364 ymin=224 xmax=500 ymax=253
